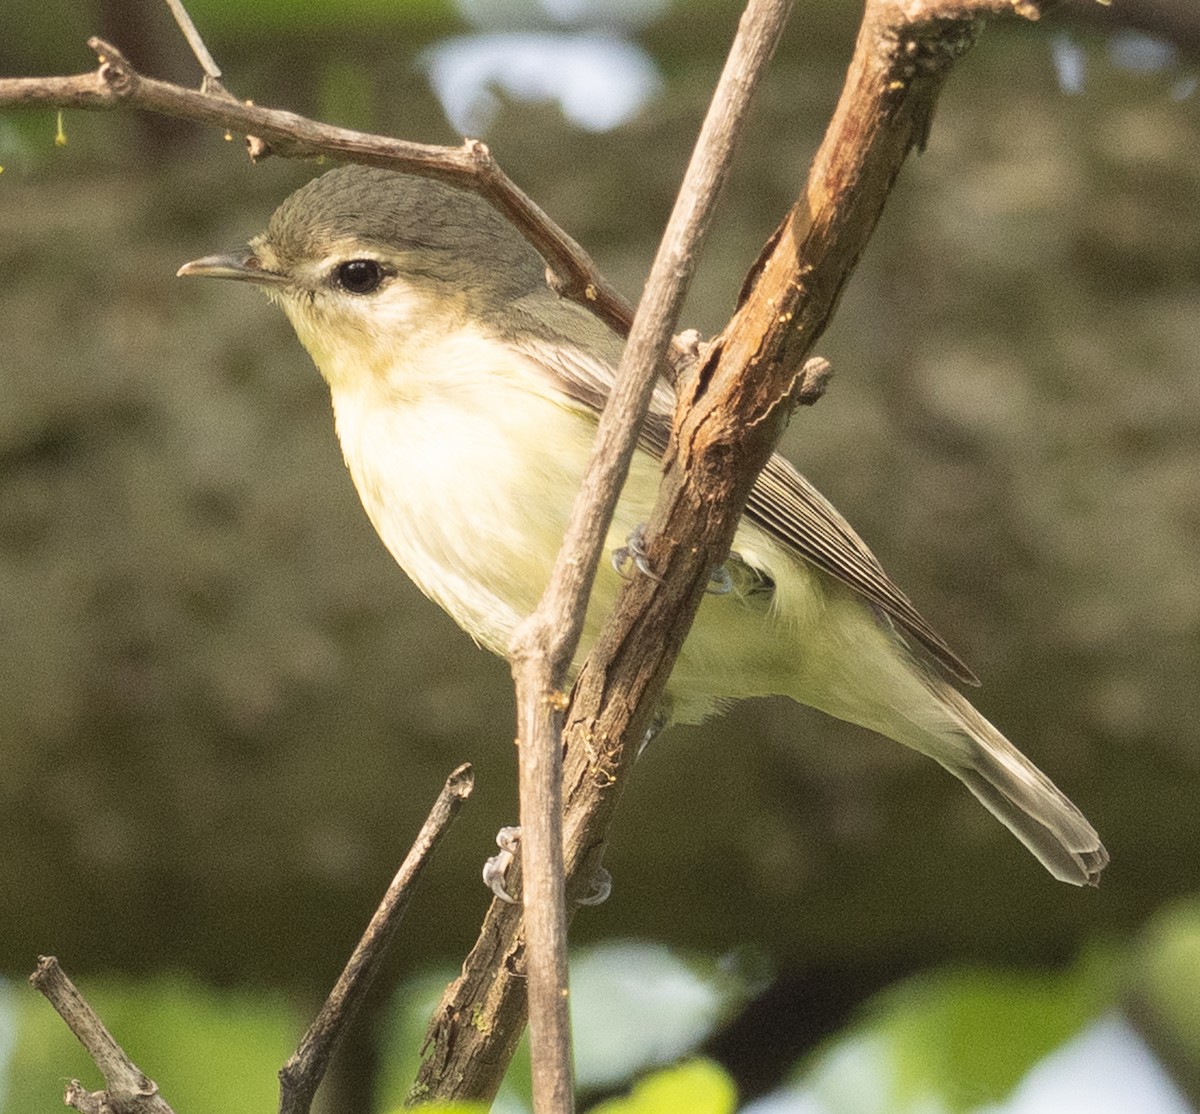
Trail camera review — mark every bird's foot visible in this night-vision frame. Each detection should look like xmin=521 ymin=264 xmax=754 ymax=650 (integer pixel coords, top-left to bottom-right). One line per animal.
xmin=614 ymin=527 xmax=736 ymax=596
xmin=483 ymin=825 xmax=522 ymax=904
xmin=575 ymin=866 xmax=613 ymax=907
xmin=706 ymin=560 xmax=735 ymax=595
xmin=612 ymin=523 xmax=662 ymax=582
xmin=637 ymin=709 xmax=668 ymax=758
xmin=482 ymin=826 xmax=613 ymax=906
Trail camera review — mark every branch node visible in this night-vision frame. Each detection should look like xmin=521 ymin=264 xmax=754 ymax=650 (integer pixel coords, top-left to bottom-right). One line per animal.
xmin=30 ymin=956 xmax=175 ymax=1114
xmin=464 ymin=138 xmax=494 ymax=177
xmin=445 ymin=761 xmax=476 ymax=798
xmin=63 ymin=1081 xmax=105 ymax=1114
xmin=87 ymin=37 xmax=137 ymax=98
xmin=195 ymin=73 xmax=272 ymax=161
xmin=792 ymin=355 xmax=833 ymax=406
xmin=544 ymin=262 xmax=571 ymax=299
xmin=100 ymin=65 xmax=135 ymax=98
xmin=87 ymin=36 xmax=126 ymax=68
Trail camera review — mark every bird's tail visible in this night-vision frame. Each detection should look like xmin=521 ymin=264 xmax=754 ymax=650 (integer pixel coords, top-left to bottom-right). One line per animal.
xmin=923 ymin=678 xmax=1108 ymax=886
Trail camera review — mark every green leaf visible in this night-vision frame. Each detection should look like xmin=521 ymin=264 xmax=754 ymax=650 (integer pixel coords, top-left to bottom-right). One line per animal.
xmin=587 ymin=1059 xmax=737 ymax=1114
xmin=795 ymin=954 xmax=1120 ymax=1114
xmin=1136 ymin=896 xmax=1200 ymax=1066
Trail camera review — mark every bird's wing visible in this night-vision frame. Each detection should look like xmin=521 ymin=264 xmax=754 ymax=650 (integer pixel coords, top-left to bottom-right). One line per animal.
xmin=742 ymin=453 xmax=979 ymax=684
xmin=511 ymin=329 xmax=979 ymax=686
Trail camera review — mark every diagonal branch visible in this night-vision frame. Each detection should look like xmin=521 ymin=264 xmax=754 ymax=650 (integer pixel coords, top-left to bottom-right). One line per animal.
xmin=413 ymin=0 xmax=1053 ymax=1103
xmin=159 ymin=0 xmax=270 ymax=155
xmin=0 ymin=38 xmax=645 ymax=349
xmin=279 ymin=764 xmax=474 ymax=1114
xmin=29 ymin=767 xmax=473 ymax=1114
xmin=507 ymin=2 xmax=797 ymax=1109
xmin=29 ymin=957 xmax=177 ymax=1114
xmin=162 ymin=0 xmax=223 ymax=85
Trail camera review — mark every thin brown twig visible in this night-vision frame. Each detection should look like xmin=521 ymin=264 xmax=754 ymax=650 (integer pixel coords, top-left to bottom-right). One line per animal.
xmin=27 ymin=767 xmax=472 ymax=1114
xmin=506 ymin=1 xmax=796 ymax=1110
xmin=162 ymin=0 xmax=221 ymax=82
xmin=29 ymin=956 xmax=177 ymax=1114
xmin=278 ymin=764 xmax=475 ymax=1114
xmin=0 ymin=38 xmax=650 ymax=353
xmin=159 ymin=0 xmax=269 ymax=160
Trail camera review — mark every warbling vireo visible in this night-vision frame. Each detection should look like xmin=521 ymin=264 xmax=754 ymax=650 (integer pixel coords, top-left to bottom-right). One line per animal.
xmin=179 ymin=164 xmax=1106 ymax=886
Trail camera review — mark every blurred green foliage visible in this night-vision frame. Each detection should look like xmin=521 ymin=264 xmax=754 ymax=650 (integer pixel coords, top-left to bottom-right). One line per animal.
xmin=589 ymin=1059 xmax=738 ymax=1114
xmin=797 ymin=956 xmax=1119 ymax=1112
xmin=1138 ymin=898 xmax=1200 ymax=1054
xmin=3 ymin=975 xmax=298 ymax=1114
xmin=1134 ymin=896 xmax=1200 ymax=1098
xmin=9 ymin=919 xmax=1200 ymax=1112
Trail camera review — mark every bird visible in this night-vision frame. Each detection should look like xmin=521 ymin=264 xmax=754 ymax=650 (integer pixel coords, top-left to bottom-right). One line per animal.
xmin=179 ymin=163 xmax=1107 ymax=887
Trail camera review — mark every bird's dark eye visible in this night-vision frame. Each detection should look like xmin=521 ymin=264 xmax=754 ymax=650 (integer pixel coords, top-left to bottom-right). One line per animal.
xmin=333 ymin=259 xmax=385 ymax=295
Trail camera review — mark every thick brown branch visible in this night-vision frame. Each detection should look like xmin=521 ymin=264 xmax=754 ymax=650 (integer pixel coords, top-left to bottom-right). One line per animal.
xmin=413 ymin=0 xmax=1050 ymax=1103
xmin=279 ymin=764 xmax=474 ymax=1114
xmin=29 ymin=956 xmax=177 ymax=1114
xmin=504 ymin=2 xmax=796 ymax=1108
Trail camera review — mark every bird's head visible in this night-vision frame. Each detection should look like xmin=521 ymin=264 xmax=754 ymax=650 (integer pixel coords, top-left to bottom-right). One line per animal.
xmin=179 ymin=164 xmax=550 ymax=388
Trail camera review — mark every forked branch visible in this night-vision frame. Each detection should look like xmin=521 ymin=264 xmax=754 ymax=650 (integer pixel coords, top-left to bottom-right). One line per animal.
xmin=29 ymin=957 xmax=176 ymax=1114
xmin=28 ymin=766 xmax=473 ymax=1114
xmin=6 ymin=0 xmax=1068 ymax=1108
xmin=0 ymin=38 xmax=642 ymax=348
xmin=413 ymin=0 xmax=1055 ymax=1103
xmin=507 ymin=2 xmax=797 ymax=1108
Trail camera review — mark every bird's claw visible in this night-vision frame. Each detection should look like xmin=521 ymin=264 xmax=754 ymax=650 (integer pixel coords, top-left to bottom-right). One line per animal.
xmin=637 ymin=710 xmax=668 ymax=758
xmin=482 ymin=826 xmax=614 ymax=907
xmin=614 ymin=529 xmax=735 ymax=595
xmin=575 ymin=866 xmax=613 ymax=907
xmin=612 ymin=523 xmax=663 ymax=583
xmin=483 ymin=825 xmax=522 ymax=904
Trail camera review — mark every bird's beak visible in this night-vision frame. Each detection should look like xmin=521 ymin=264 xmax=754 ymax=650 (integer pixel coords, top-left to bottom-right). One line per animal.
xmin=177 ymin=247 xmax=289 ymax=286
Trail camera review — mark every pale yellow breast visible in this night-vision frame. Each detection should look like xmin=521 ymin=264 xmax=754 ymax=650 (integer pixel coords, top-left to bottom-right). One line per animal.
xmin=321 ymin=321 xmax=908 ymax=731
xmin=328 ymin=327 xmax=657 ymax=656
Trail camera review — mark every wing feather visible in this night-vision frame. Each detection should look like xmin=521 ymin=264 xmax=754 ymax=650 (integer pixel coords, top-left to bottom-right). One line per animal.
xmin=509 ymin=327 xmax=979 ymax=686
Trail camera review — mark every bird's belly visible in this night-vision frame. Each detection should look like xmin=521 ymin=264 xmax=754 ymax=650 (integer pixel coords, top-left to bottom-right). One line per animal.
xmin=333 ymin=385 xmax=658 ymax=656
xmin=330 ymin=380 xmax=883 ymax=727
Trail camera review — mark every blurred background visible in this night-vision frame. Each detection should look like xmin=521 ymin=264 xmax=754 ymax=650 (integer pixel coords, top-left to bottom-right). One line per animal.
xmin=1 ymin=0 xmax=1198 ymax=1111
